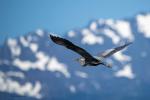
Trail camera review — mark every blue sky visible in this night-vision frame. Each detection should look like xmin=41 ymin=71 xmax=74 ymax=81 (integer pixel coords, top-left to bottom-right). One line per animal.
xmin=0 ymin=0 xmax=150 ymax=42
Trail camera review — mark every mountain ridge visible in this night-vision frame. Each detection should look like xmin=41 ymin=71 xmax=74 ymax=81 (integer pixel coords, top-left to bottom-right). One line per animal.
xmin=0 ymin=13 xmax=150 ymax=100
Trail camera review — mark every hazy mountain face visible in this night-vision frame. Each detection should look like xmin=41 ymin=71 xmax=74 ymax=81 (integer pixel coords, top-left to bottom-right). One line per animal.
xmin=0 ymin=13 xmax=150 ymax=100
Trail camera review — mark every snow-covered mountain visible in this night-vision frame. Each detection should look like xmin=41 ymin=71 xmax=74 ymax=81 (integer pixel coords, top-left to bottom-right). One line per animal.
xmin=0 ymin=13 xmax=150 ymax=100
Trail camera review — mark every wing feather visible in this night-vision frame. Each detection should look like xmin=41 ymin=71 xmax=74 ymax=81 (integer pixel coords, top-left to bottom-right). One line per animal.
xmin=49 ymin=34 xmax=95 ymax=60
xmin=99 ymin=42 xmax=132 ymax=58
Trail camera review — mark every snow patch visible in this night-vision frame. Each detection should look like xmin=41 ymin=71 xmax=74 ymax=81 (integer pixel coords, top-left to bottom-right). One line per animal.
xmin=20 ymin=36 xmax=29 ymax=47
xmin=29 ymin=43 xmax=38 ymax=53
xmin=99 ymin=19 xmax=134 ymax=41
xmin=47 ymin=57 xmax=71 ymax=78
xmin=13 ymin=59 xmax=38 ymax=71
xmin=20 ymin=36 xmax=38 ymax=53
xmin=0 ymin=60 xmax=10 ymax=65
xmin=81 ymin=29 xmax=104 ymax=45
xmin=50 ymin=33 xmax=61 ymax=37
xmin=115 ymin=64 xmax=135 ymax=79
xmin=27 ymin=35 xmax=32 ymax=42
xmin=90 ymin=22 xmax=97 ymax=31
xmin=103 ymin=19 xmax=114 ymax=26
xmin=7 ymin=38 xmax=21 ymax=57
xmin=136 ymin=14 xmax=150 ymax=38
xmin=75 ymin=71 xmax=88 ymax=78
xmin=113 ymin=51 xmax=131 ymax=62
xmin=68 ymin=30 xmax=76 ymax=37
xmin=69 ymin=85 xmax=76 ymax=93
xmin=0 ymin=71 xmax=42 ymax=99
xmin=13 ymin=51 xmax=49 ymax=71
xmin=7 ymin=71 xmax=25 ymax=79
xmin=36 ymin=29 xmax=44 ymax=37
xmin=113 ymin=20 xmax=134 ymax=41
xmin=12 ymin=49 xmax=70 ymax=78
xmin=103 ymin=29 xmax=120 ymax=44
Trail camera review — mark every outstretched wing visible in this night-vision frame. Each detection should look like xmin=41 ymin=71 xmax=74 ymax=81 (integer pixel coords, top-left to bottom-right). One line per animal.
xmin=98 ymin=42 xmax=132 ymax=58
xmin=49 ymin=34 xmax=95 ymax=60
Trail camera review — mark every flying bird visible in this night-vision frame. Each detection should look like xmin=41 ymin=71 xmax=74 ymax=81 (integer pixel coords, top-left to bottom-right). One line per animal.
xmin=49 ymin=34 xmax=132 ymax=68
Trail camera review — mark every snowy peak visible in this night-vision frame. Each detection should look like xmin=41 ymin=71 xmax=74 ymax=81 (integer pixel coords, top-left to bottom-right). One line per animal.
xmin=136 ymin=14 xmax=150 ymax=38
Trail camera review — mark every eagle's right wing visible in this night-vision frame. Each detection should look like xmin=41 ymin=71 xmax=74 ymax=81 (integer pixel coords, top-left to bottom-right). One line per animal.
xmin=49 ymin=34 xmax=95 ymax=61
xmin=98 ymin=42 xmax=132 ymax=58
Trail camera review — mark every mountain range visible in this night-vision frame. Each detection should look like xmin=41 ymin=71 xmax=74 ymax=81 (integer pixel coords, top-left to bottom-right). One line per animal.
xmin=0 ymin=13 xmax=150 ymax=100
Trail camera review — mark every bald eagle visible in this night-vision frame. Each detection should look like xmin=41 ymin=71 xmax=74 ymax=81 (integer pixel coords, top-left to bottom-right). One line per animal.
xmin=49 ymin=34 xmax=132 ymax=68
